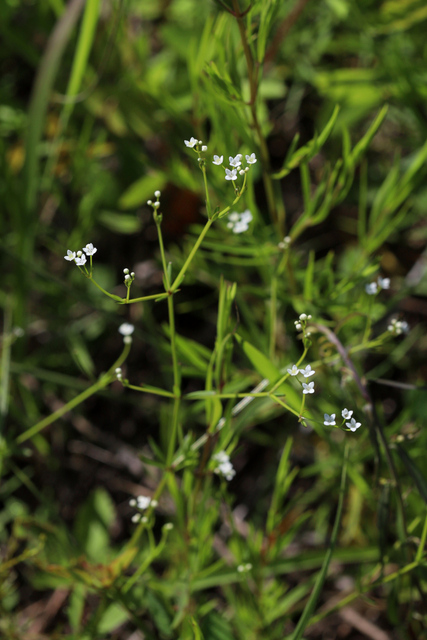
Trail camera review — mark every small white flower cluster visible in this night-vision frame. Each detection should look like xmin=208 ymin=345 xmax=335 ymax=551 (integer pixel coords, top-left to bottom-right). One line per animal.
xmin=365 ymin=276 xmax=390 ymax=295
xmin=123 ymin=267 xmax=135 ymax=286
xmin=129 ymin=495 xmax=158 ymax=523
xmin=237 ymin=563 xmax=252 ymax=573
xmin=115 ymin=367 xmax=123 ymax=380
xmin=287 ymin=363 xmax=316 ymax=394
xmin=294 ymin=313 xmax=312 ymax=333
xmin=227 ymin=209 xmax=253 ymax=234
xmin=118 ymin=322 xmax=134 ymax=344
xmin=323 ymin=408 xmax=361 ymax=432
xmin=387 ymin=318 xmax=409 ymax=336
xmin=184 ymin=137 xmax=208 ymax=153
xmin=213 ymin=451 xmax=236 ymax=481
xmin=212 ymin=152 xmax=257 ymax=181
xmin=278 ymin=236 xmax=291 ymax=250
xmin=147 ymin=189 xmax=162 ymax=209
xmin=64 ymin=243 xmax=97 ymax=267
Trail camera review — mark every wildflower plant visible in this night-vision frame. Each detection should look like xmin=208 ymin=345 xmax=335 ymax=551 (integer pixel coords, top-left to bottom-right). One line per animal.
xmin=4 ymin=1 xmax=427 ymax=638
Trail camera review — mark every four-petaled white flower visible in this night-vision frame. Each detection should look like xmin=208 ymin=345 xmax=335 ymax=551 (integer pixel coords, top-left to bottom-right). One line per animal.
xmin=302 ymin=381 xmax=315 ymax=394
xmin=342 ymin=408 xmax=353 ymax=419
xmin=184 ymin=137 xmax=198 ymax=148
xmin=64 ymin=250 xmax=76 ymax=261
xmin=212 ymin=155 xmax=223 ymax=165
xmin=346 ymin=417 xmax=361 ymax=432
xmin=246 ymin=153 xmax=257 ymax=164
xmin=225 ymin=168 xmax=238 ymax=181
xmin=365 ymin=282 xmax=378 ymax=295
xmin=83 ymin=243 xmax=97 ymax=256
xmin=75 ymin=254 xmax=87 ymax=266
xmin=324 ymin=413 xmax=336 ymax=426
xmin=300 ymin=364 xmax=315 ymax=378
xmin=118 ymin=323 xmax=134 ymax=336
xmin=287 ymin=364 xmax=300 ymax=376
xmin=229 ymin=154 xmax=242 ymax=167
xmin=213 ymin=451 xmax=236 ymax=481
xmin=378 ymin=276 xmax=390 ymax=289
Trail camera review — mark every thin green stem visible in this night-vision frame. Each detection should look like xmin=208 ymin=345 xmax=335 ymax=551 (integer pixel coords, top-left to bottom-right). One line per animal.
xmin=270 ymin=394 xmax=301 ymax=419
xmin=202 ymin=166 xmax=212 ymax=218
xmin=170 ymin=218 xmax=214 ymax=292
xmin=16 ymin=341 xmax=131 ymax=444
xmin=155 ymin=218 xmax=170 ymax=288
xmin=124 ymin=383 xmax=175 ymax=399
xmin=269 ymin=275 xmax=278 ymax=361
xmin=88 ymin=276 xmax=123 ymax=301
xmin=124 ymin=292 xmax=169 ymax=304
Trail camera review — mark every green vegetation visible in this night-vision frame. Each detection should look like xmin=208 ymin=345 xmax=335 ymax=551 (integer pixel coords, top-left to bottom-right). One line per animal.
xmin=1 ymin=0 xmax=427 ymax=637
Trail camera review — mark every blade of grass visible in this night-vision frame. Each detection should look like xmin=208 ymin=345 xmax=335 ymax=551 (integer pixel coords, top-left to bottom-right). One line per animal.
xmin=43 ymin=0 xmax=101 ymax=188
xmin=290 ymin=442 xmax=349 ymax=640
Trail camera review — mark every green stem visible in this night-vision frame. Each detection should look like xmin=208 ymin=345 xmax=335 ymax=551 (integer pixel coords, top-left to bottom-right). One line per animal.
xmin=16 ymin=341 xmax=131 ymax=444
xmin=202 ymin=166 xmax=212 ymax=218
xmin=170 ymin=218 xmax=214 ymax=292
xmin=124 ymin=292 xmax=169 ymax=304
xmin=124 ymin=383 xmax=175 ymax=399
xmin=88 ymin=276 xmax=123 ymax=301
xmin=269 ymin=275 xmax=277 ymax=361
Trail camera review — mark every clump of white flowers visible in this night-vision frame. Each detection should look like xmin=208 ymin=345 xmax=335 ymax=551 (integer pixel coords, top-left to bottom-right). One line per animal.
xmin=237 ymin=563 xmax=252 ymax=573
xmin=365 ymin=275 xmax=390 ymax=295
xmin=129 ymin=495 xmax=158 ymax=523
xmin=227 ymin=210 xmax=253 ymax=234
xmin=341 ymin=408 xmax=361 ymax=432
xmin=294 ymin=313 xmax=312 ymax=333
xmin=387 ymin=318 xmax=409 ymax=336
xmin=278 ymin=236 xmax=291 ymax=250
xmin=213 ymin=451 xmax=236 ymax=481
xmin=211 ymin=150 xmax=257 ymax=182
xmin=64 ymin=243 xmax=97 ymax=271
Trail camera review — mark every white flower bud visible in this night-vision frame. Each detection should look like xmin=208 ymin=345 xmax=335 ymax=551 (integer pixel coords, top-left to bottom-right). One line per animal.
xmin=154 ymin=190 xmax=161 ymax=198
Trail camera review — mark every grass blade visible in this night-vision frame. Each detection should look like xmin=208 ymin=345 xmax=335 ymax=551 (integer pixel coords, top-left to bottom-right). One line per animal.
xmin=290 ymin=443 xmax=349 ymax=640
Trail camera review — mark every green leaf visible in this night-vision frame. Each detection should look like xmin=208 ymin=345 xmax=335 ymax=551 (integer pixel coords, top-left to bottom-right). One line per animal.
xmin=119 ymin=172 xmax=167 ymax=209
xmin=98 ymin=210 xmax=142 ymax=234
xmin=73 ymin=488 xmax=115 ymax=562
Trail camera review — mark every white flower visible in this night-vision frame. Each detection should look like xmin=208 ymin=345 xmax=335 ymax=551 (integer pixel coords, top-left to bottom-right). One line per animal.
xmin=123 ymin=268 xmax=129 ymax=274
xmin=201 ymin=145 xmax=208 ymax=152
xmin=64 ymin=250 xmax=76 ymax=261
xmin=184 ymin=137 xmax=198 ymax=148
xmin=342 ymin=408 xmax=353 ymax=420
xmin=324 ymin=413 xmax=336 ymax=426
xmin=213 ymin=451 xmax=235 ymax=481
xmin=299 ymin=364 xmax=315 ymax=378
xmin=115 ymin=367 xmax=123 ymax=380
xmin=232 ymin=221 xmax=250 ymax=233
xmin=365 ymin=282 xmax=378 ymax=295
xmin=240 ymin=210 xmax=252 ymax=224
xmin=227 ymin=210 xmax=252 ymax=234
xmin=83 ymin=243 xmax=97 ymax=256
xmin=225 ymin=168 xmax=238 ymax=181
xmin=302 ymin=381 xmax=315 ymax=394
xmin=388 ymin=318 xmax=409 ymax=336
xmin=237 ymin=563 xmax=252 ymax=573
xmin=346 ymin=417 xmax=361 ymax=432
xmin=212 ymin=155 xmax=223 ymax=165
xmin=129 ymin=495 xmax=158 ymax=510
xmin=246 ymin=153 xmax=257 ymax=164
xmin=287 ymin=364 xmax=300 ymax=376
xmin=295 ymin=323 xmax=302 ymax=331
xmin=154 ymin=190 xmax=161 ymax=198
xmin=118 ymin=323 xmax=134 ymax=336
xmin=75 ymin=254 xmax=87 ymax=266
xmin=378 ymin=276 xmax=390 ymax=289
xmin=229 ymin=154 xmax=242 ymax=167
